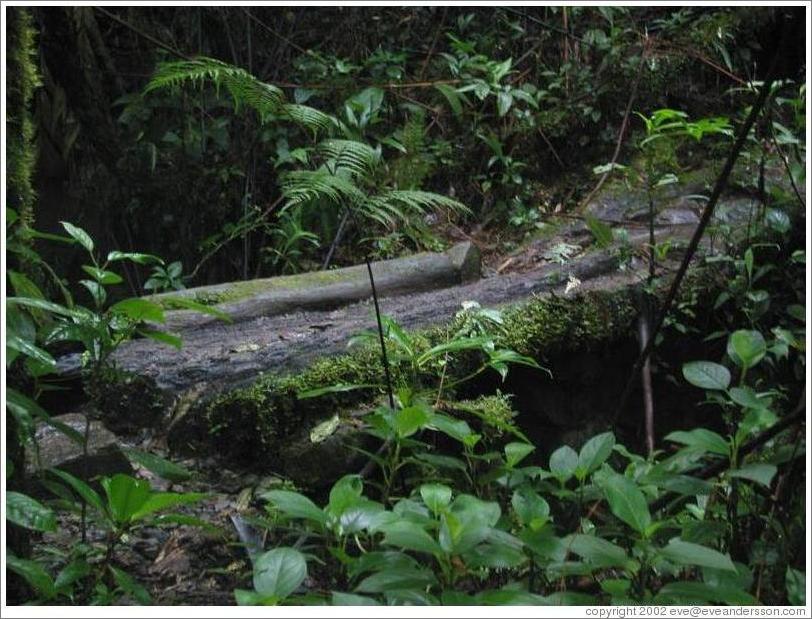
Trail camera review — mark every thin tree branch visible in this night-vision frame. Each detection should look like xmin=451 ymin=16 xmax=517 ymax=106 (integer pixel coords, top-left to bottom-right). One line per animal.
xmin=578 ymin=44 xmax=648 ymax=209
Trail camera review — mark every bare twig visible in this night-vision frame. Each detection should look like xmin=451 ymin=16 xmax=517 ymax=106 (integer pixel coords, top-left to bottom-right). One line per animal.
xmin=321 ymin=210 xmax=350 ymax=270
xmin=418 ymin=7 xmax=447 ymax=81
xmin=578 ymin=43 xmax=648 ymax=210
xmin=94 ymin=7 xmax=192 ymax=61
xmin=242 ymin=8 xmax=307 ymax=56
xmin=768 ymin=114 xmax=806 ymax=209
xmin=537 ymin=127 xmax=566 ymax=170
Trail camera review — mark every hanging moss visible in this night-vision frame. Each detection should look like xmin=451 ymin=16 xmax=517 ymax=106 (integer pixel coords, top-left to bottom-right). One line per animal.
xmin=6 ymin=7 xmax=40 ymax=228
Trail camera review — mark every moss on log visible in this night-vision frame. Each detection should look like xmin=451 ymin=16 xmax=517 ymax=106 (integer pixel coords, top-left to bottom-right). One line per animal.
xmin=172 ymin=283 xmax=639 ymax=467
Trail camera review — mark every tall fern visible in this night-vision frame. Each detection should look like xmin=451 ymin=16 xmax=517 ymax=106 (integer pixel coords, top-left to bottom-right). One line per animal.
xmin=145 ymin=56 xmax=468 ymax=238
xmin=146 ymin=56 xmax=333 ymax=134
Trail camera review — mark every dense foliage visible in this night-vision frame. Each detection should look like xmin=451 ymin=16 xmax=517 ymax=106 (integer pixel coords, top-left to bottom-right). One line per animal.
xmin=4 ymin=4 xmax=807 ymax=609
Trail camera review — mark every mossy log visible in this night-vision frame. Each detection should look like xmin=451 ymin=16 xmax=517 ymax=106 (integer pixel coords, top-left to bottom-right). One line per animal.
xmin=167 ymin=275 xmax=641 ymax=464
xmin=70 ymin=175 xmax=783 ymax=487
xmin=152 ymin=241 xmax=480 ymax=330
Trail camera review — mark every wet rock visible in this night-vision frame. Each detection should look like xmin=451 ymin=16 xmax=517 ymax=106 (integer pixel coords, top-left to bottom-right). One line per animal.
xmin=25 ymin=412 xmax=132 ymax=484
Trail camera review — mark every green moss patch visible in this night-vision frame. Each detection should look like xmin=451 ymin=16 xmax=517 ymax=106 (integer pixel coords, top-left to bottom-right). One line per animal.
xmin=199 ymin=284 xmax=641 ymax=464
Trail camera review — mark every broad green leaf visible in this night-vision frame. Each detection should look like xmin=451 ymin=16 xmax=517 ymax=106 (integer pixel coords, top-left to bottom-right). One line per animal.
xmin=347 ymin=549 xmax=419 ymax=580
xmin=597 ymin=472 xmax=651 ymax=535
xmin=337 ymin=500 xmax=384 ymax=535
xmin=665 ymin=428 xmax=729 ymax=456
xmin=107 ymin=251 xmax=163 ymax=265
xmin=601 ymin=578 xmax=632 ymax=597
xmin=729 ymin=463 xmax=777 ymax=487
xmin=54 ymin=559 xmax=91 ymax=590
xmin=727 ymin=329 xmax=767 ymax=370
xmin=728 ymin=386 xmax=770 ymax=410
xmin=428 ymin=413 xmax=473 ymax=442
xmin=110 ymin=566 xmax=151 ymax=604
xmin=504 ymin=442 xmax=534 ymax=468
xmin=110 ymin=298 xmax=165 ymax=323
xmin=474 ymin=590 xmax=550 ymax=605
xmin=434 ymin=83 xmax=464 ymax=117
xmin=380 ymin=520 xmax=441 ymax=555
xmin=253 ymin=547 xmax=307 ymax=600
xmin=656 ymin=581 xmax=751 ymax=604
xmin=566 ymin=534 xmax=630 ymax=568
xmin=130 ymin=491 xmax=206 ymax=521
xmin=264 ymin=490 xmax=327 ymax=526
xmin=420 ymin=483 xmax=452 ymax=514
xmin=6 ymin=335 xmax=56 ymax=370
xmin=101 ymin=474 xmax=151 ymax=523
xmin=160 ymin=297 xmax=231 ymax=322
xmin=331 ymin=592 xmax=380 ymax=606
xmin=61 ymin=221 xmax=94 ymax=253
xmin=393 ymin=404 xmax=432 ymax=438
xmin=81 ymin=265 xmax=123 ymax=285
xmin=497 ymin=90 xmax=513 ymax=117
xmin=661 ymin=538 xmax=736 ymax=572
xmin=355 ymin=566 xmax=436 ymax=593
xmin=139 ymin=330 xmax=183 ymax=350
xmin=682 ymin=361 xmax=731 ymax=390
xmin=549 ymin=445 xmax=578 ymax=482
xmin=576 ymin=432 xmax=615 ymax=480
xmin=298 ymin=383 xmax=376 ymax=400
xmin=123 ymin=448 xmax=192 ymax=482
xmin=5 ymin=296 xmax=80 ymax=319
xmin=6 ymin=491 xmax=57 ymax=532
xmin=7 ymin=554 xmax=56 ymax=599
xmin=440 ymin=494 xmax=501 ymax=554
xmin=786 ymin=567 xmax=805 ymax=605
xmin=234 ymin=589 xmax=278 ymax=605
xmin=48 ymin=469 xmax=105 ymax=514
xmin=511 ymin=489 xmax=550 ymax=531
xmin=327 ymin=474 xmax=364 ymax=519
xmin=466 ymin=541 xmax=526 ymax=569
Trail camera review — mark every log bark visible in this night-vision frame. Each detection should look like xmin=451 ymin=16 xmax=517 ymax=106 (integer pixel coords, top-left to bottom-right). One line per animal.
xmin=152 ymin=241 xmax=481 ymax=331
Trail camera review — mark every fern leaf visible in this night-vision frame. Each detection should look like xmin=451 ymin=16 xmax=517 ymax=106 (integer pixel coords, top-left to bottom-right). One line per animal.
xmin=317 ymin=139 xmax=381 ymax=178
xmin=282 ymin=104 xmax=336 ymax=135
xmin=376 ymin=190 xmax=469 ymax=216
xmin=280 ymin=169 xmax=367 ymax=208
xmin=147 ymin=56 xmax=286 ymax=120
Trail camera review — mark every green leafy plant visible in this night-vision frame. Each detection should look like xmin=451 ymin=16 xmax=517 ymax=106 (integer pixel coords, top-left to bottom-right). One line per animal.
xmin=9 ymin=470 xmax=206 ymax=604
xmin=144 ymin=260 xmax=186 ymax=293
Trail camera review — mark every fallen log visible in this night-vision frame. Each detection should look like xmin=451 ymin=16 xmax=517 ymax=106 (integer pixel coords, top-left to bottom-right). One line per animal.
xmin=152 ymin=241 xmax=481 ymax=331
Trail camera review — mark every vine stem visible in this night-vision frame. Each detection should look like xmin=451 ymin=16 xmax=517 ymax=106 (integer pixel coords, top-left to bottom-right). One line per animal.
xmin=341 ymin=205 xmax=396 ymax=410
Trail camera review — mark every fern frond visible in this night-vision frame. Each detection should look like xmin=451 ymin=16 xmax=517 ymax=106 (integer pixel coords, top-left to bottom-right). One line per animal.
xmin=360 ymin=190 xmax=468 ymax=229
xmin=280 ymin=169 xmax=367 ymax=208
xmin=146 ymin=56 xmax=284 ymax=119
xmin=374 ymin=190 xmax=470 ymax=216
xmin=282 ymin=104 xmax=337 ymax=135
xmin=358 ymin=197 xmax=405 ymax=227
xmin=317 ymin=139 xmax=381 ymax=178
